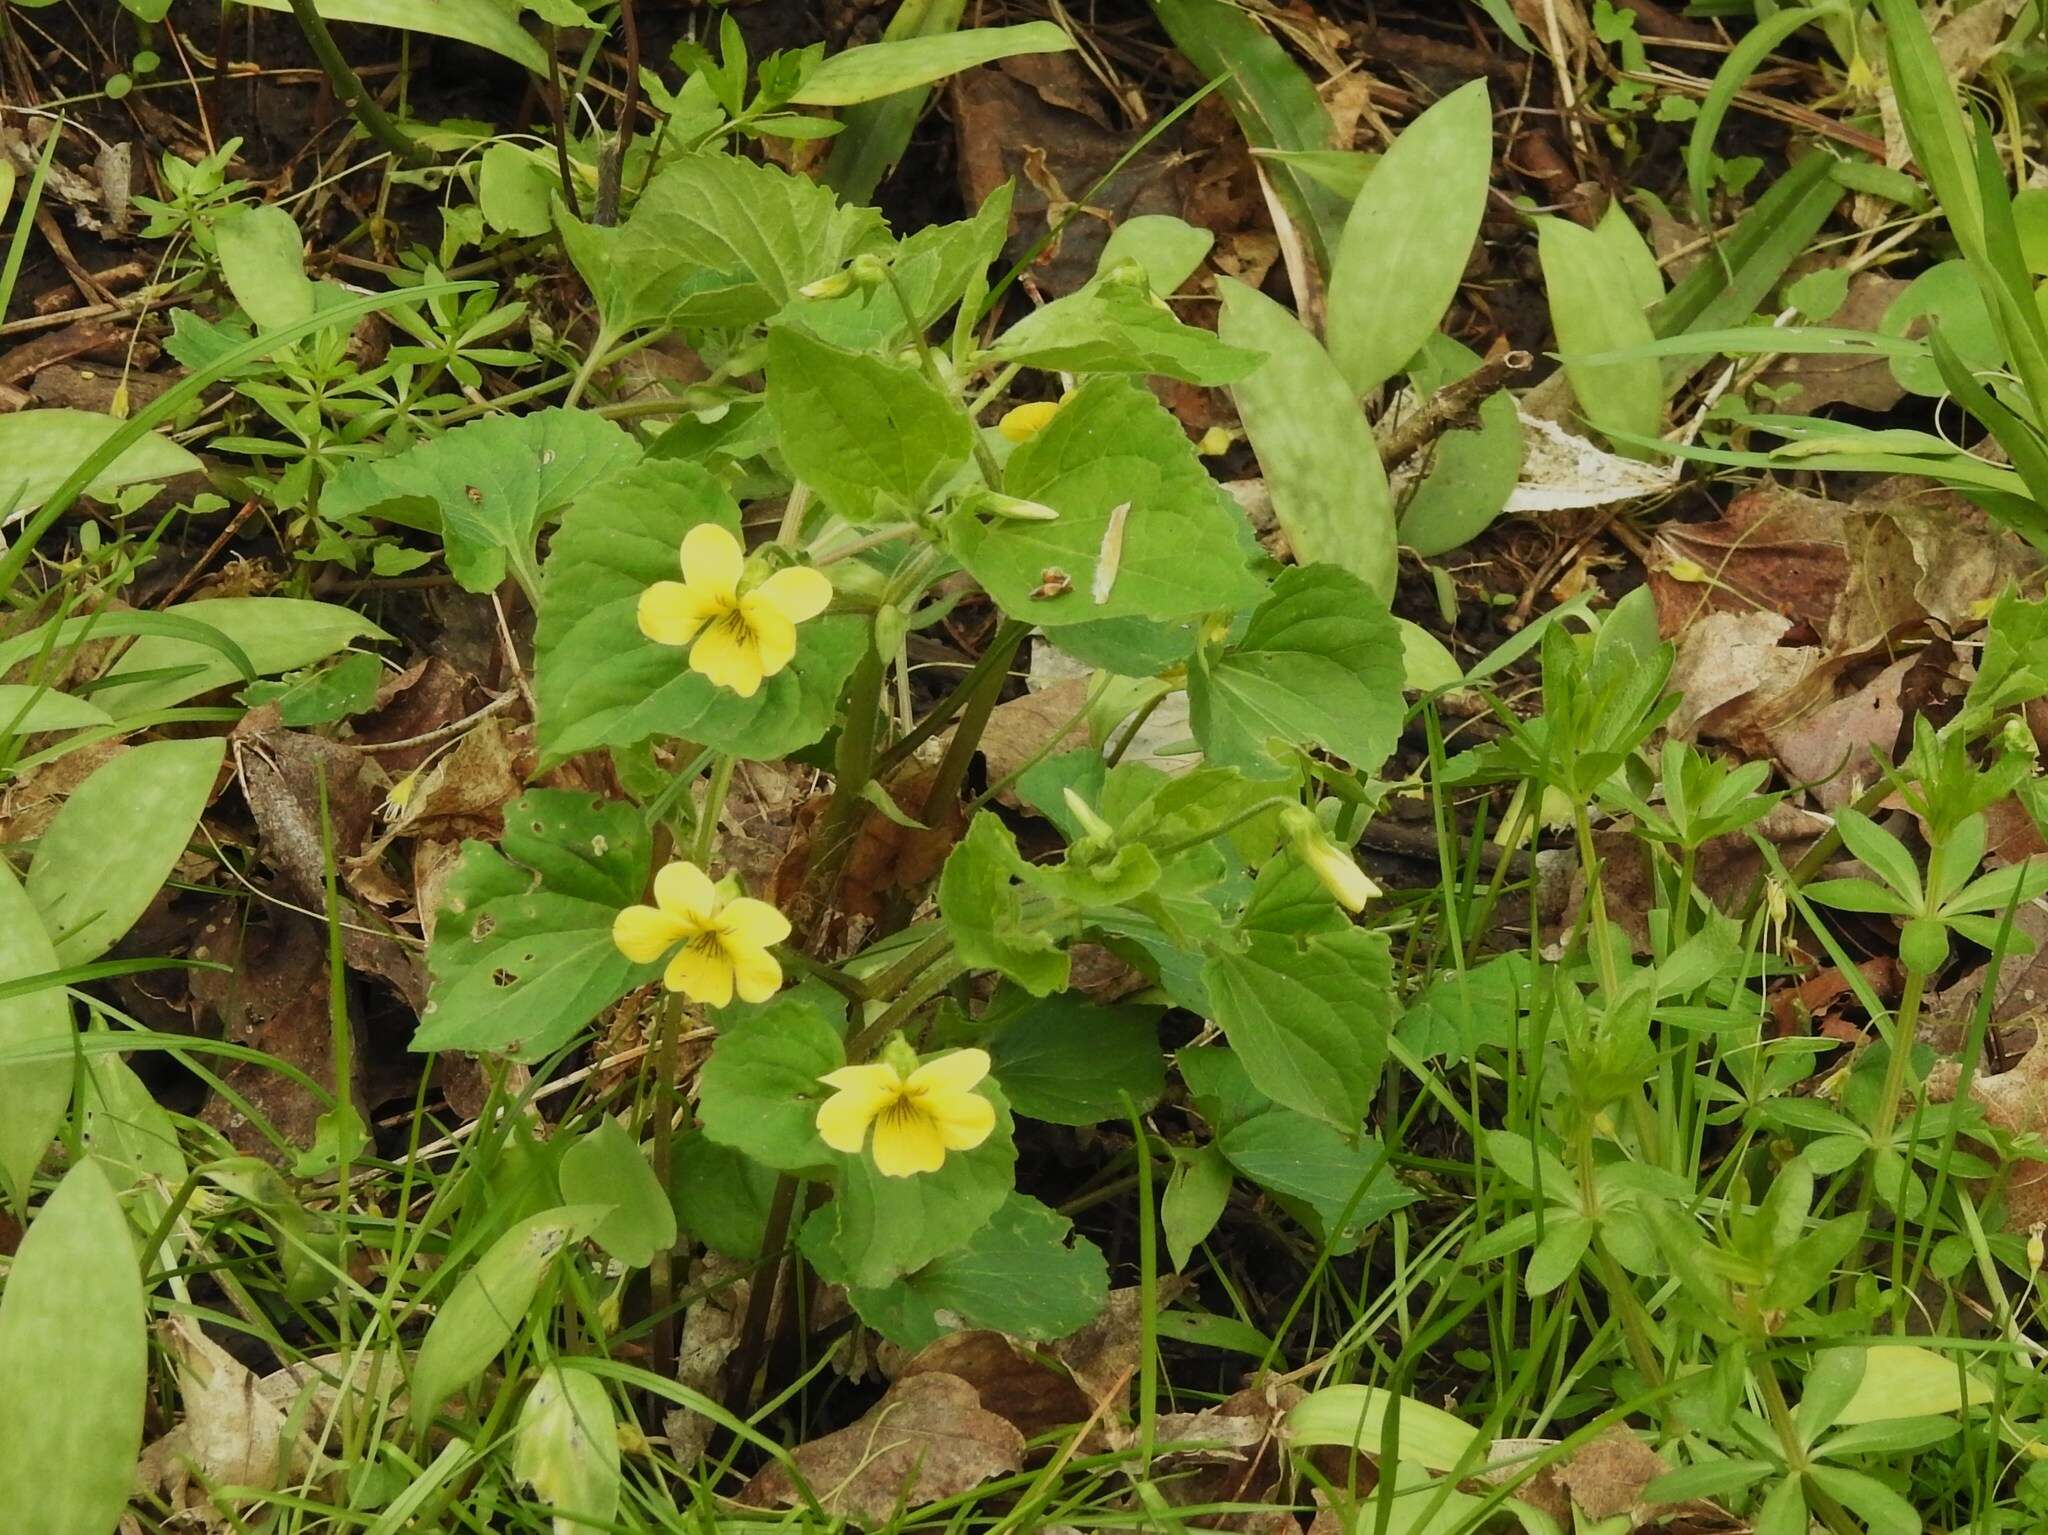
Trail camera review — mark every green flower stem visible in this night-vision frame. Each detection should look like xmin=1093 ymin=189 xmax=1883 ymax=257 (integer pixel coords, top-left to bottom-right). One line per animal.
xmin=917 ymin=620 xmax=1028 ymax=827
xmin=726 ymin=1171 xmax=801 ymax=1405
xmin=845 ymin=955 xmax=969 ymax=1061
xmin=883 ymin=266 xmax=1003 ymax=486
xmin=285 ymin=0 xmax=428 ymax=169
xmin=876 ymin=618 xmax=1027 ymax=776
xmin=801 ymin=639 xmax=889 ymax=919
xmin=1868 ymin=962 xmax=1927 ymax=1152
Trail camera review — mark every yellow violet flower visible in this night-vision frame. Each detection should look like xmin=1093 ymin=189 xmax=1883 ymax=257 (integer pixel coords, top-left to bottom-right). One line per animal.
xmin=997 ymin=400 xmax=1060 ymax=444
xmin=612 ymin=860 xmax=790 ymax=1007
xmin=637 ymin=524 xmax=832 ymax=699
xmin=815 ymin=1048 xmax=997 ymax=1178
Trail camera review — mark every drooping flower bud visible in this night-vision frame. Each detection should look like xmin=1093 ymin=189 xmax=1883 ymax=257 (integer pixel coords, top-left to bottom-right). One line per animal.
xmin=1281 ymin=805 xmax=1380 ymax=912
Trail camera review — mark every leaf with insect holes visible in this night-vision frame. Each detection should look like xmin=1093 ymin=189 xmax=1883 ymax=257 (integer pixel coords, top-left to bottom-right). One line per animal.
xmin=1190 ymin=564 xmax=1404 ymax=775
xmin=845 ymin=1193 xmax=1108 ymax=1348
xmin=800 ymin=1083 xmax=1017 ymax=1288
xmin=952 ymin=377 xmax=1265 ymax=626
xmin=321 ymin=408 xmax=641 ymax=599
xmin=418 ymin=790 xmax=653 ymax=1059
xmin=534 ymin=458 xmax=863 ymax=763
xmin=767 ymin=325 xmax=974 ymax=525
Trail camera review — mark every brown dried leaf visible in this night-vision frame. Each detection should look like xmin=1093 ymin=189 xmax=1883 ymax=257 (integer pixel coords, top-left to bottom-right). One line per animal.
xmin=739 ymin=1372 xmax=1025 ymax=1526
xmin=193 ymin=916 xmax=365 ymax=1158
xmin=1555 ymin=1425 xmax=1669 ymax=1520
xmin=1755 ymin=276 xmax=1908 ymax=413
xmin=1647 ymin=487 xmax=1850 ymax=642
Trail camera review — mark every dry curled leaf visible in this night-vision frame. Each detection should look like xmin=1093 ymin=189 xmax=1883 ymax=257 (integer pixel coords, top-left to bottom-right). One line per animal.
xmin=739 ymin=1371 xmax=1025 ymax=1526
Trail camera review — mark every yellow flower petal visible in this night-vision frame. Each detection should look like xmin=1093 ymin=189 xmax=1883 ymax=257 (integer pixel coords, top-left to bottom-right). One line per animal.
xmin=664 ymin=942 xmax=734 ymax=1006
xmin=740 ymin=598 xmax=799 ymax=681
xmin=907 ymin=1048 xmax=991 ymax=1097
xmin=728 ymin=939 xmax=783 ymax=1004
xmin=753 ymin=566 xmax=833 ymax=626
xmin=688 ymin=618 xmax=766 ymax=698
xmin=653 ymin=861 xmax=717 ymax=923
xmin=816 ymin=1079 xmax=892 ymax=1153
xmin=679 ymin=522 xmax=744 ymax=600
xmin=638 ymin=581 xmax=716 ymax=648
xmin=998 ymin=400 xmax=1060 ymax=443
xmin=721 ymin=897 xmax=791 ymax=949
xmin=925 ymin=1088 xmax=996 ymax=1151
xmin=871 ymin=1110 xmax=947 ymax=1177
xmin=612 ymin=904 xmax=686 ymax=964
xmin=820 ymin=1063 xmax=902 ymax=1093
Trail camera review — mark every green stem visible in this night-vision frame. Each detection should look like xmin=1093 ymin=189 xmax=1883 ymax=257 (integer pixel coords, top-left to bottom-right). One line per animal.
xmin=918 ymin=620 xmax=1027 ymax=826
xmin=846 ymin=956 xmax=968 ymax=1059
xmin=802 ymin=641 xmax=888 ymax=917
xmin=1869 ymin=964 xmax=1928 ymax=1152
xmin=561 ymin=320 xmax=618 ymax=410
xmin=285 ymin=0 xmax=427 ymax=168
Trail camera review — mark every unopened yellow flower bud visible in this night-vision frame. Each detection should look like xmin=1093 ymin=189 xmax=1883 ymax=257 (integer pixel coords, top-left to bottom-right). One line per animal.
xmin=1197 ymin=426 xmax=1235 ymax=456
xmin=998 ymin=400 xmax=1062 ymax=443
xmin=1281 ymin=805 xmax=1380 ymax=912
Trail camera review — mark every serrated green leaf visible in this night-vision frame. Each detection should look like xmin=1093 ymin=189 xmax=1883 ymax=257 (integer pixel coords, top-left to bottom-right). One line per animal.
xmin=418 ymin=791 xmax=652 ymax=1058
xmin=563 ymin=152 xmax=887 ymax=336
xmin=987 ymin=278 xmax=1263 ymax=384
xmin=955 ymin=377 xmax=1264 ymax=625
xmin=534 ymin=458 xmax=863 ymax=763
xmin=557 ymin=1116 xmax=676 ymax=1270
xmin=767 ymin=325 xmax=972 ymax=524
xmin=696 ymin=999 xmax=845 ymax=1170
xmin=1203 ymin=924 xmax=1392 ymax=1129
xmin=845 ymin=1192 xmax=1107 ymax=1348
xmin=1190 ymin=564 xmax=1403 ymax=774
xmin=980 ymin=988 xmax=1164 ymax=1124
xmin=321 ymin=408 xmax=640 ymax=598
xmin=1218 ymin=1110 xmax=1413 ymax=1247
xmin=938 ymin=813 xmax=1069 ymax=996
